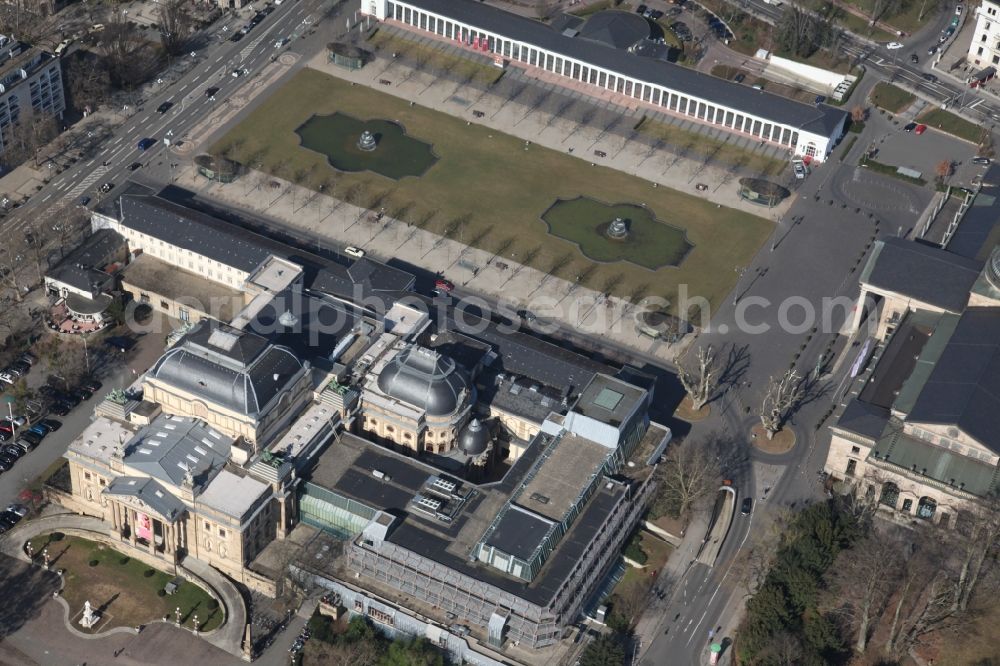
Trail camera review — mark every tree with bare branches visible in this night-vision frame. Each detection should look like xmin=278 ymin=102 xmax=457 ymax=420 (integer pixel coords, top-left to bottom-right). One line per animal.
xmin=850 ymin=105 xmax=867 ymax=123
xmin=934 ymin=159 xmax=954 ymax=183
xmin=824 ymin=528 xmax=906 ymax=653
xmin=678 ymin=345 xmax=719 ymax=412
xmin=759 ymin=370 xmax=805 ymax=439
xmin=157 ymin=0 xmax=194 ymax=56
xmin=652 ymin=438 xmax=722 ymax=519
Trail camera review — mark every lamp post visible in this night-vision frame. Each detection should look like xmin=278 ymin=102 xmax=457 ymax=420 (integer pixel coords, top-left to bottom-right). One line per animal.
xmin=175 ymin=606 xmax=181 ymax=626
xmin=733 ymin=266 xmax=748 ymax=306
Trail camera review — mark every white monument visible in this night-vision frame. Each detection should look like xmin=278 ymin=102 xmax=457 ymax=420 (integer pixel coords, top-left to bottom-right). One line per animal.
xmin=79 ymin=600 xmax=100 ymax=629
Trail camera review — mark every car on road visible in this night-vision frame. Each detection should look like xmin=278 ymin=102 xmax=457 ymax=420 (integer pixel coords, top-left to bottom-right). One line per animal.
xmin=886 ymin=41 xmax=904 ymax=49
xmin=275 ymin=38 xmax=288 ymax=48
xmin=793 ymin=161 xmax=806 ymax=179
xmin=434 ymin=278 xmax=455 ymax=292
xmin=137 ymin=137 xmax=157 ymax=151
xmin=914 ymin=123 xmax=927 ymax=134
xmin=79 ymin=195 xmax=91 ymax=206
xmin=903 ymin=121 xmax=917 ymax=132
xmin=344 ymin=246 xmax=365 ymax=258
xmin=973 ymin=156 xmax=992 ymax=165
xmin=927 ymin=44 xmax=939 ymax=55
xmin=99 ymin=182 xmax=114 ymax=193
xmin=232 ymin=69 xmax=243 ymax=77
xmin=156 ymin=101 xmax=174 ymax=113
xmin=922 ymin=73 xmax=938 ymax=82
xmin=129 ymin=162 xmax=142 ymax=171
xmin=205 ymin=86 xmax=220 ymax=98
xmin=230 ymin=32 xmax=244 ymax=42
xmin=956 ymin=4 xmax=963 ymax=14
xmin=910 ymin=53 xmax=918 ymax=63
xmin=517 ymin=309 xmax=537 ymax=322
xmin=741 ymin=497 xmax=753 ymax=514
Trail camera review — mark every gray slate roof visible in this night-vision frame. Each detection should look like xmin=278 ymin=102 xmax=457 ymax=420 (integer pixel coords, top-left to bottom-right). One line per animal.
xmin=119 ymin=195 xmax=275 ymax=273
xmin=376 ymin=345 xmax=470 ymax=417
xmin=404 ymin=0 xmax=847 ymax=136
xmin=123 ymin=414 xmax=231 ymax=489
xmin=578 ymin=10 xmax=650 ymax=50
xmin=907 ymin=308 xmax=1000 ymax=453
xmin=149 ymin=320 xmax=304 ymax=417
xmin=835 ymin=399 xmax=890 ymax=442
xmin=104 ymin=476 xmax=187 ymax=521
xmin=45 ymin=228 xmax=125 ymax=296
xmin=862 ymin=238 xmax=982 ymax=312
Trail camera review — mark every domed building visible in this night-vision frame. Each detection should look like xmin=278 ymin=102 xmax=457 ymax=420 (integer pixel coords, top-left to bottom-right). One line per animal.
xmin=361 ymin=344 xmax=474 ymax=454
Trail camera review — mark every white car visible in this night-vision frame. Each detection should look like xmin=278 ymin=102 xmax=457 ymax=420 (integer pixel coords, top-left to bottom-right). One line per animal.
xmin=793 ymin=161 xmax=806 ymax=179
xmin=956 ymin=4 xmax=963 ymax=14
xmin=886 ymin=41 xmax=904 ymax=50
xmin=344 ymin=246 xmax=366 ymax=258
xmin=6 ymin=504 xmax=27 ymax=517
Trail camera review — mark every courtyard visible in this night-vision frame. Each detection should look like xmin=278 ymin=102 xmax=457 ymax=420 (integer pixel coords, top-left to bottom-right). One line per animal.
xmin=212 ymin=67 xmax=772 ymax=310
xmin=35 ymin=533 xmax=224 ymax=633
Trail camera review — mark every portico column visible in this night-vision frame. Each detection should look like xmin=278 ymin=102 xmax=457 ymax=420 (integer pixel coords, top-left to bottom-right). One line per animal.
xmin=851 ymin=287 xmax=870 ymax=332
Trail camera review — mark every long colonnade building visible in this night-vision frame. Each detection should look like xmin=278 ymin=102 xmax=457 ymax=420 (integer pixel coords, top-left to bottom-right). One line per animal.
xmin=365 ymin=0 xmax=848 ymax=161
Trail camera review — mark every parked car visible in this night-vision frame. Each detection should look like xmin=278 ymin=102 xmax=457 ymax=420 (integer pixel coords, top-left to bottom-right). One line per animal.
xmin=956 ymin=4 xmax=963 ymax=14
xmin=0 ymin=509 xmax=22 ymax=527
xmin=972 ymin=156 xmax=992 ymax=165
xmin=79 ymin=195 xmax=91 ymax=206
xmin=734 ymin=73 xmax=745 ymax=83
xmin=886 ymin=41 xmax=904 ymax=49
xmin=344 ymin=246 xmax=365 ymax=258
xmin=39 ymin=418 xmax=62 ymax=432
xmin=230 ymin=32 xmax=244 ymax=42
xmin=13 ymin=437 xmax=35 ymax=452
xmin=82 ymin=379 xmax=103 ymax=392
xmin=0 ymin=453 xmax=17 ymax=469
xmin=793 ymin=161 xmax=806 ymax=179
xmin=71 ymin=387 xmax=94 ymax=402
xmin=928 ymin=45 xmax=939 ymax=55
xmin=0 ymin=431 xmax=10 ymax=442
xmin=0 ymin=459 xmax=12 ymax=473
xmin=6 ymin=504 xmax=28 ymax=517
xmin=741 ymin=497 xmax=753 ymax=514
xmin=650 ymin=9 xmax=664 ymax=19
xmin=17 ymin=352 xmax=35 ymax=366
xmin=0 ymin=446 xmax=22 ymax=461
xmin=914 ymin=123 xmax=928 ymax=134
xmin=49 ymin=402 xmax=72 ymax=416
xmin=27 ymin=424 xmax=48 ymax=438
xmin=434 ymin=278 xmax=455 ymax=292
xmin=0 ymin=372 xmax=13 ymax=385
xmin=910 ymin=53 xmax=918 ymax=63
xmin=903 ymin=121 xmax=918 ymax=132
xmin=19 ymin=431 xmax=42 ymax=446
xmin=636 ymin=3 xmax=648 ymax=13
xmin=99 ymin=182 xmax=114 ymax=194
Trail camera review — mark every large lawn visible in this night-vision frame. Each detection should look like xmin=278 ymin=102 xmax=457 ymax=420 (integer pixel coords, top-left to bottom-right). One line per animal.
xmin=212 ymin=68 xmax=771 ymax=309
xmin=40 ymin=533 xmax=224 ymax=632
xmin=916 ymin=108 xmax=985 ymax=144
xmin=870 ymin=82 xmax=915 ymax=114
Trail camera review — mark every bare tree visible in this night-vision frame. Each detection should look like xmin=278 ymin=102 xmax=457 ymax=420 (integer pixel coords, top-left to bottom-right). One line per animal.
xmin=759 ymin=370 xmax=805 ymax=439
xmin=63 ymin=53 xmax=113 ymax=114
xmin=157 ymin=0 xmax=194 ymax=56
xmin=934 ymin=159 xmax=954 ymax=183
xmin=652 ymin=437 xmax=722 ymax=519
xmin=850 ymin=105 xmax=867 ymax=123
xmin=951 ymin=494 xmax=1000 ymax=612
xmin=825 ymin=528 xmax=905 ymax=652
xmin=100 ymin=15 xmax=156 ymax=88
xmin=678 ymin=345 xmax=719 ymax=411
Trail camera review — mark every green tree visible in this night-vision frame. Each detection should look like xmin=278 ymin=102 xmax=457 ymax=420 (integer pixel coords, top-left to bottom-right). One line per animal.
xmin=379 ymin=637 xmax=445 ymax=666
xmin=579 ymin=633 xmax=626 ymax=666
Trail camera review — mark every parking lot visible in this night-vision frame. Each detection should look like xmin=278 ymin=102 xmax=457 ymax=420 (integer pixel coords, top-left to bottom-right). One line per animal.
xmin=870 ymin=122 xmax=980 ymax=184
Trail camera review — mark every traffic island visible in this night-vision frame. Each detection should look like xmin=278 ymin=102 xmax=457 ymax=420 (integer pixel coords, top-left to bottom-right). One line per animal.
xmin=750 ymin=424 xmax=796 ymax=454
xmin=675 ymin=396 xmax=710 ymax=422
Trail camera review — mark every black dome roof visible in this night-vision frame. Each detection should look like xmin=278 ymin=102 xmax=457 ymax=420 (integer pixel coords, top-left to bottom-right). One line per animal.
xmin=376 ymin=346 xmax=469 ymax=417
xmin=458 ymin=418 xmax=490 ymax=455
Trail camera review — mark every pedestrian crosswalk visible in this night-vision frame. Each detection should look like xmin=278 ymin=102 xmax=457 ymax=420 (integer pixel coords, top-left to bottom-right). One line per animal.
xmin=64 ymin=165 xmax=109 ymax=200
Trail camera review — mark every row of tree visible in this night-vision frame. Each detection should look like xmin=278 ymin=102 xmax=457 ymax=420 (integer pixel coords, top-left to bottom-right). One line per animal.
xmin=303 ymin=613 xmax=449 ymax=665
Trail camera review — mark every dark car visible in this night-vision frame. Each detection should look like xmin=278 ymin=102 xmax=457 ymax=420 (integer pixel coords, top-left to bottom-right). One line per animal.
xmin=99 ymin=182 xmax=114 ymax=194
xmin=229 ymin=32 xmax=244 ymax=42
xmin=39 ymin=385 xmax=59 ymax=398
xmin=39 ymin=418 xmax=62 ymax=432
xmin=49 ymin=402 xmax=72 ymax=416
xmin=71 ymin=387 xmax=94 ymax=402
xmin=910 ymin=53 xmax=918 ymax=63
xmin=741 ymin=497 xmax=753 ymax=514
xmin=636 ymin=3 xmax=648 ymax=13
xmin=104 ymin=336 xmax=136 ymax=352
xmin=137 ymin=137 xmax=157 ymax=151
xmin=205 ymin=86 xmax=220 ymax=98
xmin=903 ymin=122 xmax=917 ymax=132
xmin=19 ymin=431 xmax=42 ymax=446
xmin=82 ymin=379 xmax=103 ymax=392
xmin=734 ymin=73 xmax=745 ymax=83
xmin=0 ymin=431 xmax=9 ymax=443
xmin=922 ymin=73 xmax=938 ymax=82
xmin=0 ymin=510 xmax=22 ymax=527
xmin=0 ymin=459 xmax=10 ymax=473
xmin=1 ymin=445 xmax=23 ymax=460
xmin=156 ymin=101 xmax=174 ymax=113
xmin=972 ymin=156 xmax=992 ymax=165
xmin=79 ymin=195 xmax=91 ymax=206
xmin=0 ymin=453 xmax=17 ymax=469
xmin=129 ymin=162 xmax=142 ymax=171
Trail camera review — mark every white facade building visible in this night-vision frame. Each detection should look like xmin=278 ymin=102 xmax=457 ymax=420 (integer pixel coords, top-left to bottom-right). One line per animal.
xmin=969 ymin=0 xmax=1000 ymax=70
xmin=0 ymin=35 xmax=65 ymax=158
xmin=365 ymin=0 xmax=847 ymax=161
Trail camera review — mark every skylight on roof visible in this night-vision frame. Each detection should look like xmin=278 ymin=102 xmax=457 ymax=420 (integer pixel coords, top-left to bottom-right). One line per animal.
xmin=154 ymin=490 xmax=164 ymax=498
xmin=207 ymin=328 xmax=242 ymax=351
xmin=194 ymin=446 xmax=207 ymax=455
xmin=164 ymin=424 xmax=177 ymax=430
xmin=138 ymin=448 xmax=152 ymax=455
xmin=593 ymin=387 xmax=624 ymax=411
xmin=186 ymin=455 xmax=198 ymax=463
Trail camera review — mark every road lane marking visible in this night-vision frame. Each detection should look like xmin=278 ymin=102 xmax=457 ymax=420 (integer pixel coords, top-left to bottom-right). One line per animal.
xmin=41 ymin=194 xmax=52 ymax=202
